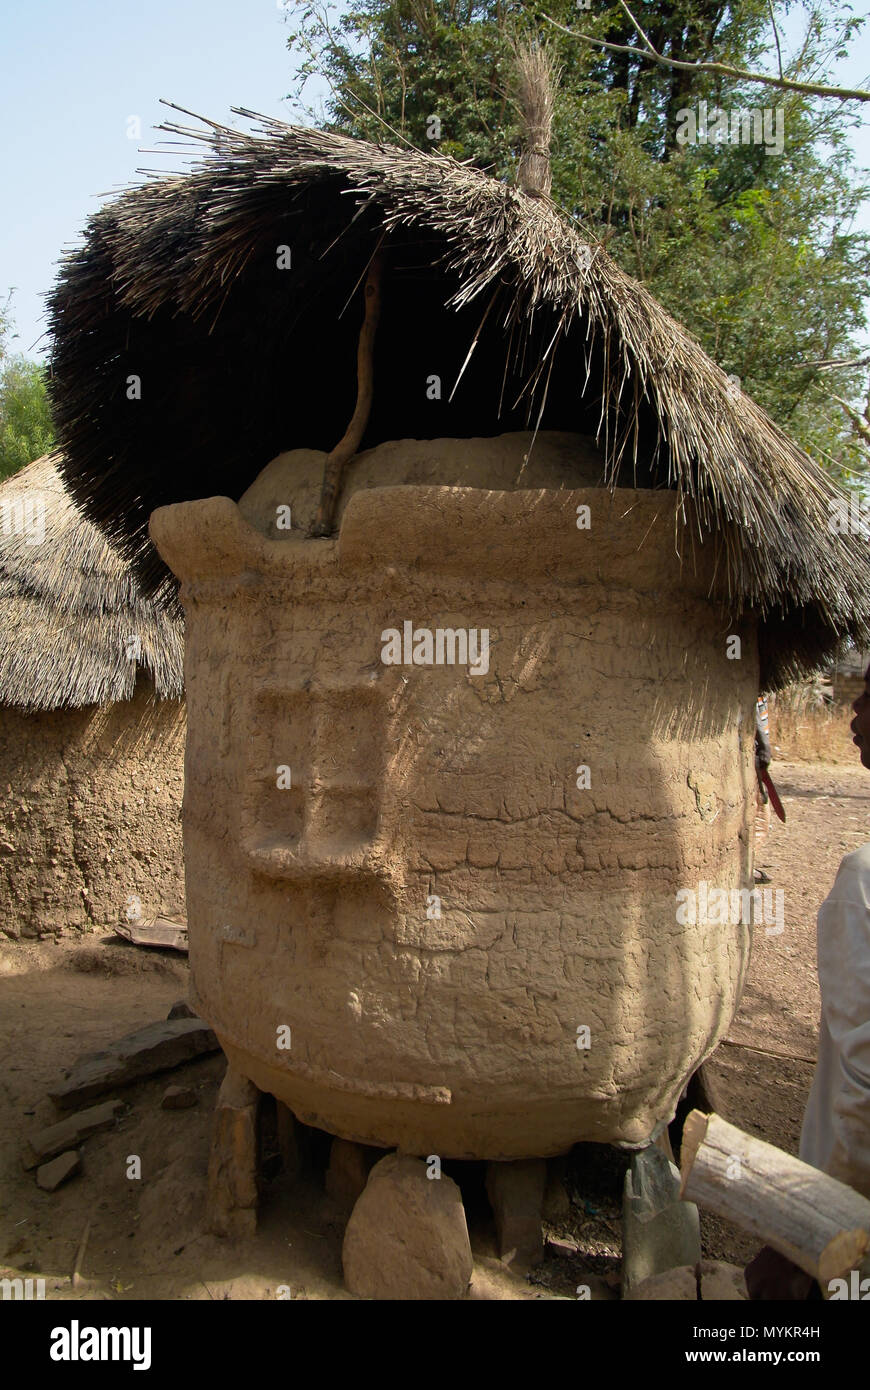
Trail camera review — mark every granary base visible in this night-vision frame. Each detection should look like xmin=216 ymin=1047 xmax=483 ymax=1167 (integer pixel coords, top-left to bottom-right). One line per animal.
xmin=217 ymin=1037 xmax=669 ymax=1160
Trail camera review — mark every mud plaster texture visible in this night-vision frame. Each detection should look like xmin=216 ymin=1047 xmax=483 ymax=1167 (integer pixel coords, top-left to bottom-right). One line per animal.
xmin=0 ymin=686 xmax=186 ymax=937
xmin=150 ymin=432 xmax=758 ymax=1161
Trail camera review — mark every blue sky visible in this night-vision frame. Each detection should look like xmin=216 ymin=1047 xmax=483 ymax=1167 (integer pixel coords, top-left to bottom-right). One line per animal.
xmin=0 ymin=0 xmax=328 ymax=358
xmin=1 ymin=1 xmax=869 ymax=362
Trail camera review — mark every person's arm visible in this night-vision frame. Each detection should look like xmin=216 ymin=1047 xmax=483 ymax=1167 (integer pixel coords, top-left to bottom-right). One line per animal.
xmin=815 ymin=862 xmax=870 ymax=1199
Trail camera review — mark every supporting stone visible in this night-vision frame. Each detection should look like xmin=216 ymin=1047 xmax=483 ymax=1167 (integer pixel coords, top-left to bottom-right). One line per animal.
xmin=342 ymin=1153 xmax=473 ymax=1300
xmin=206 ymin=1068 xmax=260 ymax=1238
xmin=275 ymin=1101 xmax=305 ymax=1179
xmin=542 ymin=1155 xmax=571 ymax=1223
xmin=486 ymin=1158 xmax=546 ymax=1270
xmin=621 ymin=1144 xmax=701 ymax=1298
xmin=161 ymin=1084 xmax=197 ymax=1110
xmin=326 ymin=1138 xmax=379 ymax=1216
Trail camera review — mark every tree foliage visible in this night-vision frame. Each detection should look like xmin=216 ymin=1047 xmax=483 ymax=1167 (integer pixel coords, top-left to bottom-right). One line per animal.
xmin=285 ymin=1 xmax=870 ymax=483
xmin=0 ymin=302 xmax=55 ymax=482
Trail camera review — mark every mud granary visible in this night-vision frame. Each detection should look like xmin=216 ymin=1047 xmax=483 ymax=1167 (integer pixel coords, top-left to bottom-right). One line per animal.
xmin=0 ymin=455 xmax=185 ymax=937
xmin=47 ymin=113 xmax=869 ymax=1159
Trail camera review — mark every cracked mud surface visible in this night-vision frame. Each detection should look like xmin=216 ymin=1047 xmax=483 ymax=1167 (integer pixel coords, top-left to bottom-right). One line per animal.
xmin=0 ymin=759 xmax=863 ymax=1299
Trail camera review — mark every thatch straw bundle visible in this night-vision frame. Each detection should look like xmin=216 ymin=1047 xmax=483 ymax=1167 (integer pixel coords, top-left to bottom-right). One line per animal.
xmin=511 ymin=38 xmax=561 ymax=198
xmin=0 ymin=456 xmax=182 ymax=709
xmin=47 ymin=111 xmax=869 ymax=687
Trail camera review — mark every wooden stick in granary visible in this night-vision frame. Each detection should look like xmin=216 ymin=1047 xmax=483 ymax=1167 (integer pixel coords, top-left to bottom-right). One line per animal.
xmin=310 ymin=247 xmax=384 ymax=537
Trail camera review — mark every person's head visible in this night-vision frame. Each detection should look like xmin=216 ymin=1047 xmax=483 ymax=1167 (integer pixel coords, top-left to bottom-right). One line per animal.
xmin=851 ymin=663 xmax=870 ymax=769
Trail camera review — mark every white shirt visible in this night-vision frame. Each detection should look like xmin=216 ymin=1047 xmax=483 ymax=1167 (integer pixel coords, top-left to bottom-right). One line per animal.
xmin=800 ymin=843 xmax=870 ymax=1199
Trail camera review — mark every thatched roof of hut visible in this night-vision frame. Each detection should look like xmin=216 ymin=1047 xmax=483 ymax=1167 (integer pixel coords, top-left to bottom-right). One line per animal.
xmin=0 ymin=456 xmax=183 ymax=710
xmin=48 ymin=110 xmax=869 ymax=688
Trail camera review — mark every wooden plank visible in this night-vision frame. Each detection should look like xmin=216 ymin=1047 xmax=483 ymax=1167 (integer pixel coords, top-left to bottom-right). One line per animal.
xmin=114 ymin=916 xmax=188 ymax=953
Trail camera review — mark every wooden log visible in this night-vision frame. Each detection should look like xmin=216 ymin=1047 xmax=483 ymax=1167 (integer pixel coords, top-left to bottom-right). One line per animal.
xmin=680 ymin=1110 xmax=870 ymax=1285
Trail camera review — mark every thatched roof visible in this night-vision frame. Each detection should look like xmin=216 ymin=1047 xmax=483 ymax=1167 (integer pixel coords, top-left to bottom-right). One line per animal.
xmin=0 ymin=456 xmax=183 ymax=710
xmin=48 ymin=110 xmax=869 ymax=688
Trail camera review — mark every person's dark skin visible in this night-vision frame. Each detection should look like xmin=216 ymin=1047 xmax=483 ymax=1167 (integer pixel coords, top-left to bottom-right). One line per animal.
xmin=745 ymin=664 xmax=870 ymax=1300
xmin=850 ymin=663 xmax=870 ymax=769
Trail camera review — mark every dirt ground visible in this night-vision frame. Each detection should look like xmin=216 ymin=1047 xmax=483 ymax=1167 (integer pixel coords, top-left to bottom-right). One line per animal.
xmin=2 ymin=757 xmax=867 ymax=1301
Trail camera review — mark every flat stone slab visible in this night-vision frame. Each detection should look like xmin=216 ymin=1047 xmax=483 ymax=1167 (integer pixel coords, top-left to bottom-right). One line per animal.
xmin=48 ymin=1019 xmax=219 ymax=1110
xmin=22 ymin=1099 xmax=125 ymax=1169
xmin=36 ymin=1149 xmax=81 ymax=1191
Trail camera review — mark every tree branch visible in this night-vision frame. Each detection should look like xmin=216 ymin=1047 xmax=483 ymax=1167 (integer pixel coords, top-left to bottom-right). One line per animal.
xmin=543 ymin=6 xmax=870 ymax=103
xmin=834 ymin=394 xmax=870 ymax=449
xmin=767 ymin=0 xmax=784 ymax=83
xmin=811 ymin=355 xmax=870 ymax=371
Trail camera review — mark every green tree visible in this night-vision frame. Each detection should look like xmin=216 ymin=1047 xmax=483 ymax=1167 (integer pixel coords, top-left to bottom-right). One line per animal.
xmin=285 ymin=1 xmax=870 ymax=483
xmin=0 ymin=303 xmax=55 ymax=481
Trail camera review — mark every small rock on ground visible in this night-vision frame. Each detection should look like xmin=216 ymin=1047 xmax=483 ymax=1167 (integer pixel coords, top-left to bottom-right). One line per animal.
xmin=167 ymin=1000 xmax=196 ymax=1020
xmin=161 ymin=1084 xmax=198 ymax=1110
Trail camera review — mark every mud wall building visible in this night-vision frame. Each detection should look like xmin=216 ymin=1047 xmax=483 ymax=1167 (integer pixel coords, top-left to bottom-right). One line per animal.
xmin=0 ymin=456 xmax=185 ymax=937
